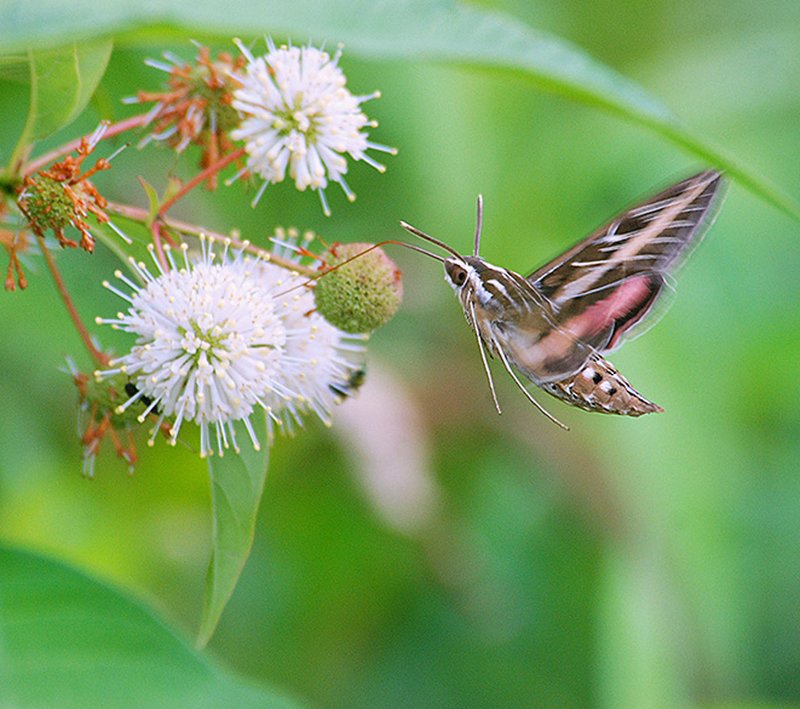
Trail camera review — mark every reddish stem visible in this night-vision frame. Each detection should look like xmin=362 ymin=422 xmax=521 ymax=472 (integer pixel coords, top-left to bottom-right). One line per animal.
xmin=106 ymin=200 xmax=315 ymax=276
xmin=36 ymin=234 xmax=109 ymax=367
xmin=24 ymin=114 xmax=154 ymax=175
xmin=157 ymin=147 xmax=245 ymax=218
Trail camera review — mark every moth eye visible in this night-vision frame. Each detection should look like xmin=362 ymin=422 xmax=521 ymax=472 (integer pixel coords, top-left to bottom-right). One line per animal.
xmin=448 ymin=265 xmax=467 ymax=286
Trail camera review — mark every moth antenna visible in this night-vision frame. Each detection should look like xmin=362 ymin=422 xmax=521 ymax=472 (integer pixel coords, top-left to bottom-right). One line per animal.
xmin=473 ymin=194 xmax=484 ymax=257
xmin=384 ymin=240 xmax=445 ymax=263
xmin=399 ymin=220 xmax=464 ymax=260
xmin=491 ymin=333 xmax=570 ymax=431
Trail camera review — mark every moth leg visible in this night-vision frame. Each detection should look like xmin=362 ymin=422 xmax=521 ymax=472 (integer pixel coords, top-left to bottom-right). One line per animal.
xmin=490 ymin=333 xmax=570 ymax=431
xmin=469 ymin=301 xmax=502 ymax=414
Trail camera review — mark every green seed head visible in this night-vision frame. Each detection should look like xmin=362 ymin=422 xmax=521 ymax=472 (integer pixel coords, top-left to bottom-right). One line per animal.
xmin=314 ymin=243 xmax=403 ymax=334
xmin=20 ymin=175 xmax=73 ymax=232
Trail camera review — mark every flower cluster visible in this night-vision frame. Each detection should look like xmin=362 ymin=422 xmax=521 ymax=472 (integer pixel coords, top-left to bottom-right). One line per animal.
xmin=229 ymin=39 xmax=396 ymax=215
xmin=95 ymin=232 xmax=368 ymax=458
xmin=136 ymin=39 xmax=395 ymax=215
xmin=12 ymin=37 xmax=399 ymax=474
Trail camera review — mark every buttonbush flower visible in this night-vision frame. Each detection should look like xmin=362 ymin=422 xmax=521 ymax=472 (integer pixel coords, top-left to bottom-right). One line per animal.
xmin=253 ymin=228 xmax=367 ymax=435
xmin=130 ymin=45 xmax=245 ymax=183
xmin=314 ymin=241 xmax=403 ymax=333
xmin=95 ymin=231 xmax=369 ymax=458
xmin=96 ymin=236 xmax=287 ymax=457
xmin=230 ymin=39 xmax=396 ymax=215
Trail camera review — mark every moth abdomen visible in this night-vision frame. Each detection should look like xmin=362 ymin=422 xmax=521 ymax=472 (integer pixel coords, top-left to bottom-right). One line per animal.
xmin=541 ymin=353 xmax=663 ymax=417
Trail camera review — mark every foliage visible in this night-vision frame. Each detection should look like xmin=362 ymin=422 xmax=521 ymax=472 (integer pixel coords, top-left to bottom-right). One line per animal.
xmin=0 ymin=0 xmax=798 ymax=707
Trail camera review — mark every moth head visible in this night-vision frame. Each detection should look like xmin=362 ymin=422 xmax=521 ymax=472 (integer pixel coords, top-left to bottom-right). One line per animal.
xmin=398 ymin=198 xmax=483 ymax=295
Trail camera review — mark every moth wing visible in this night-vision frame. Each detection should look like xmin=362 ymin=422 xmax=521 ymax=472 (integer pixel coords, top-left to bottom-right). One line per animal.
xmin=528 ymin=170 xmax=724 ymax=355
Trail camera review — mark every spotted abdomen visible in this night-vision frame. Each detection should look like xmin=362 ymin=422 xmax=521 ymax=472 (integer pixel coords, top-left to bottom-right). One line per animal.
xmin=540 ymin=353 xmax=663 ymax=417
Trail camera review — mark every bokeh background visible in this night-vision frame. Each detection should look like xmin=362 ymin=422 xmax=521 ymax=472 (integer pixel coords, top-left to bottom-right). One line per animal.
xmin=1 ymin=1 xmax=799 ymax=707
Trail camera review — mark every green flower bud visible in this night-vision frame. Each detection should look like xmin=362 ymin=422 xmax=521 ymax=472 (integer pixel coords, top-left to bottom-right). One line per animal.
xmin=20 ymin=175 xmax=74 ymax=233
xmin=314 ymin=243 xmax=402 ymax=334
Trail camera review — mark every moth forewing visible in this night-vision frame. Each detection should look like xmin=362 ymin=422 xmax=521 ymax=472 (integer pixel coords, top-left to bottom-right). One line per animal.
xmin=527 ymin=170 xmax=724 ymax=357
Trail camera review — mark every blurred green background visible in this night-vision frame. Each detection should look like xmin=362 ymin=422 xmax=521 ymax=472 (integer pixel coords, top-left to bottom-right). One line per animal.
xmin=1 ymin=1 xmax=799 ymax=707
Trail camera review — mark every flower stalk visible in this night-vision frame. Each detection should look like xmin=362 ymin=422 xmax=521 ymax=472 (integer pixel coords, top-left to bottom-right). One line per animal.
xmin=23 ymin=113 xmax=153 ymax=176
xmin=36 ymin=233 xmax=109 ymax=366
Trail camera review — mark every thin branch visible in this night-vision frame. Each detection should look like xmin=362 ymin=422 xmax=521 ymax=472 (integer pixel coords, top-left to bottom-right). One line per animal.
xmin=36 ymin=234 xmax=109 ymax=367
xmin=24 ymin=114 xmax=153 ymax=175
xmin=150 ymin=221 xmax=169 ymax=271
xmin=105 ymin=201 xmax=317 ymax=277
xmin=157 ymin=147 xmax=245 ymax=218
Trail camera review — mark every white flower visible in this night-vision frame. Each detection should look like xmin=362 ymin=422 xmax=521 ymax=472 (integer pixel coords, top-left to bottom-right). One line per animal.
xmin=96 ymin=236 xmax=286 ymax=457
xmin=254 ymin=228 xmax=368 ymax=436
xmin=230 ymin=38 xmax=396 ymax=215
xmin=95 ymin=232 xmax=369 ymax=458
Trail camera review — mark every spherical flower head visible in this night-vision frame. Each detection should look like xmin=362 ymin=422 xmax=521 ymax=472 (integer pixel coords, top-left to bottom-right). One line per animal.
xmin=253 ymin=229 xmax=368 ymax=434
xmin=314 ymin=242 xmax=403 ymax=334
xmin=97 ymin=236 xmax=286 ymax=457
xmin=230 ymin=38 xmax=396 ymax=215
xmin=20 ymin=174 xmax=75 ymax=233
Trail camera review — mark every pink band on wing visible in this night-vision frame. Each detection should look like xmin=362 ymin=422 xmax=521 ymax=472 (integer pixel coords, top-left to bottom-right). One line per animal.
xmin=567 ymin=274 xmax=660 ymax=349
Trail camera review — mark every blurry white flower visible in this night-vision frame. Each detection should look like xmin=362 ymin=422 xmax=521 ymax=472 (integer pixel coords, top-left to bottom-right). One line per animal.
xmin=96 ymin=236 xmax=286 ymax=457
xmin=230 ymin=39 xmax=396 ymax=215
xmin=254 ymin=228 xmax=367 ymax=436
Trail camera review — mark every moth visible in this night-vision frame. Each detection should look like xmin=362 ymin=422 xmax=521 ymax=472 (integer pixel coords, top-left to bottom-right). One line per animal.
xmin=399 ymin=170 xmax=725 ymax=428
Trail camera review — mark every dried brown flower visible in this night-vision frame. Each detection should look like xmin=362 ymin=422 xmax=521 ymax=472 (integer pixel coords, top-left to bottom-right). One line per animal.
xmin=18 ymin=124 xmax=117 ymax=253
xmin=134 ymin=45 xmax=246 ymax=186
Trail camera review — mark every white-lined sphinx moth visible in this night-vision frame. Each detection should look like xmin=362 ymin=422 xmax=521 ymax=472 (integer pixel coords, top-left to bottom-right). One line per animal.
xmin=400 ymin=170 xmax=725 ymax=428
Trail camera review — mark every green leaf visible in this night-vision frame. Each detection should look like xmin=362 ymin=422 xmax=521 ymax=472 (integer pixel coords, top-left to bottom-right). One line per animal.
xmin=9 ymin=40 xmax=112 ymax=170
xmin=0 ymin=53 xmax=29 ymax=82
xmin=0 ymin=1 xmax=796 ymax=217
xmin=0 ymin=544 xmax=300 ymax=708
xmin=92 ymin=213 xmax=156 ymax=281
xmin=138 ymin=175 xmax=163 ymax=224
xmin=199 ymin=411 xmax=270 ymax=646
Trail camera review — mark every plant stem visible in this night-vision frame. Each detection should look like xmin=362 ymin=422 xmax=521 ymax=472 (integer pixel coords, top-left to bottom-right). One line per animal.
xmin=105 ymin=201 xmax=318 ymax=278
xmin=150 ymin=221 xmax=169 ymax=272
xmin=157 ymin=148 xmax=245 ymax=218
xmin=36 ymin=235 xmax=109 ymax=367
xmin=24 ymin=114 xmax=153 ymax=175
